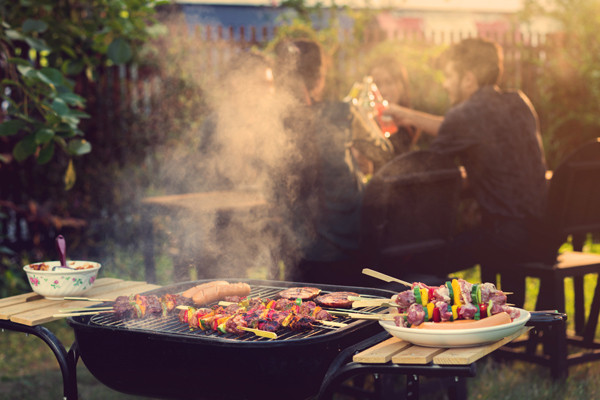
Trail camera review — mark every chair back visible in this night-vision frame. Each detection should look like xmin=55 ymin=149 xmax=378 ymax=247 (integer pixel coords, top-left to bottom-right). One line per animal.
xmin=360 ymin=150 xmax=462 ymax=265
xmin=546 ymin=138 xmax=600 ymax=247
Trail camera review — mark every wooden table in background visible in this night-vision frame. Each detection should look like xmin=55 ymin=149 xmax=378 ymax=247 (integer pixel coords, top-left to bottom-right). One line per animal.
xmin=0 ymin=278 xmax=161 ymax=400
xmin=141 ymin=190 xmax=269 ymax=283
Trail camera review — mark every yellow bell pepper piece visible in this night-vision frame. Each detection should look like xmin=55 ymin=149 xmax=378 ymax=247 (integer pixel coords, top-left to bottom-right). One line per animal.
xmin=451 ymin=279 xmax=462 ymax=306
xmin=281 ymin=313 xmax=294 ymax=327
xmin=452 ymin=304 xmax=459 ymax=320
xmin=420 ymin=288 xmax=429 ymax=306
xmin=426 ymin=302 xmax=434 ymax=321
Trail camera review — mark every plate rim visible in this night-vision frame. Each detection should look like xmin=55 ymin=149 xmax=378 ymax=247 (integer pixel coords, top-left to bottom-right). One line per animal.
xmin=378 ymin=308 xmax=530 ymax=347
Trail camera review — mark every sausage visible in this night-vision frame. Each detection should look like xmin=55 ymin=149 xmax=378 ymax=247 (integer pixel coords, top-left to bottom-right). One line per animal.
xmin=181 ymin=280 xmax=230 ymax=299
xmin=192 ymin=282 xmax=251 ymax=306
xmin=412 ymin=311 xmax=512 ymax=330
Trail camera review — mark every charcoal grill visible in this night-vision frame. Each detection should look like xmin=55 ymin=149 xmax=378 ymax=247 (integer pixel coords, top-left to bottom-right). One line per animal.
xmin=69 ymin=279 xmax=396 ymax=400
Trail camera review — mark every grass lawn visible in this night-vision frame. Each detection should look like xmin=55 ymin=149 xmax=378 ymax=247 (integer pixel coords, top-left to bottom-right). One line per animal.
xmin=2 ymin=238 xmax=600 ymax=399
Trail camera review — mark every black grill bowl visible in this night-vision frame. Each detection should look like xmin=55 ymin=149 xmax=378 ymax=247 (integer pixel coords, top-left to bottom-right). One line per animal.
xmin=68 ymin=279 xmax=395 ymax=400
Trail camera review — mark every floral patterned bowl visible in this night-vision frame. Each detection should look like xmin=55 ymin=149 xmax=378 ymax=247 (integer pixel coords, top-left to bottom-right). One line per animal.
xmin=23 ymin=261 xmax=101 ymax=300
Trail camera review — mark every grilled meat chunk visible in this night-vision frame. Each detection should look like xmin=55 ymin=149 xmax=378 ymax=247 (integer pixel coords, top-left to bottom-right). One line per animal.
xmin=315 ymin=292 xmax=359 ymax=309
xmin=277 ymin=287 xmax=321 ymax=301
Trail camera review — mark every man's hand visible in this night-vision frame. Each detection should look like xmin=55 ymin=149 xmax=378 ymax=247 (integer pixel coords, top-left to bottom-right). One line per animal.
xmin=383 ymin=104 xmax=444 ymax=137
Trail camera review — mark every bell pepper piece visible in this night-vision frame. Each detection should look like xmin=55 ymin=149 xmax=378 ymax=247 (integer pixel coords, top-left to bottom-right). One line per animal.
xmin=266 ymin=300 xmax=276 ymax=309
xmin=446 ymin=281 xmax=454 ymax=305
xmin=312 ymin=306 xmax=322 ymax=318
xmin=199 ymin=312 xmax=215 ymax=330
xmin=474 ymin=307 xmax=481 ymax=320
xmin=432 ymin=306 xmax=441 ymax=323
xmin=479 ymin=303 xmax=488 ymax=319
xmin=451 ymin=279 xmax=462 ymax=306
xmin=428 ymin=287 xmax=436 ymax=302
xmin=471 ymin=284 xmax=478 ymax=304
xmin=420 ymin=288 xmax=429 ymax=306
xmin=451 ymin=304 xmax=459 ymax=320
xmin=414 ymin=287 xmax=422 ymax=305
xmin=295 ymin=298 xmax=302 ymax=306
xmin=216 ymin=315 xmax=233 ymax=333
xmin=281 ymin=313 xmax=294 ymax=327
xmin=488 ymin=300 xmax=493 ymax=317
xmin=423 ymin=307 xmax=429 ymax=323
xmin=426 ymin=302 xmax=434 ymax=321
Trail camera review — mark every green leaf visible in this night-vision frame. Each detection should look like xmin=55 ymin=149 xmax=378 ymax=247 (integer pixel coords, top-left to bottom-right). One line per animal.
xmin=64 ymin=159 xmax=76 ymax=190
xmin=39 ymin=68 xmax=64 ymax=86
xmin=62 ymin=59 xmax=84 ymax=75
xmin=0 ymin=120 xmax=26 ymax=136
xmin=13 ymin=135 xmax=37 ymax=161
xmin=67 ymin=109 xmax=90 ymax=119
xmin=7 ymin=57 xmax=31 ymax=66
xmin=5 ymin=29 xmax=24 ymax=40
xmin=24 ymin=36 xmax=51 ymax=52
xmin=22 ymin=19 xmax=48 ymax=33
xmin=50 ymin=98 xmax=70 ymax=116
xmin=16 ymin=64 xmax=34 ymax=77
xmin=0 ymin=246 xmax=16 ymax=256
xmin=67 ymin=138 xmax=91 ymax=156
xmin=56 ymin=91 xmax=85 ymax=107
xmin=37 ymin=142 xmax=54 ymax=164
xmin=34 ymin=128 xmax=54 ymax=144
xmin=107 ymin=37 xmax=132 ymax=65
xmin=1 ymin=78 xmax=22 ymax=87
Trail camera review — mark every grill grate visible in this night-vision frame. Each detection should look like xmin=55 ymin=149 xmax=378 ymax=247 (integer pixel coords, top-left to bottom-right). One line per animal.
xmin=89 ymin=284 xmax=391 ymax=342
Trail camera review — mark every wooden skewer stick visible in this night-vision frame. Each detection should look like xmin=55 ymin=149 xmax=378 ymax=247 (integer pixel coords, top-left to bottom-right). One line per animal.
xmin=348 ymin=296 xmax=397 ymax=308
xmin=328 ymin=310 xmax=400 ymax=321
xmin=63 ymin=296 xmax=114 ymax=302
xmin=352 ymin=301 xmax=398 ymax=308
xmin=239 ymin=327 xmax=277 ymax=339
xmin=361 ymin=268 xmax=412 ymax=287
xmin=318 ymin=320 xmax=347 ymax=328
xmin=53 ymin=310 xmax=114 ymax=318
xmin=347 ymin=295 xmax=384 ymax=301
xmin=58 ymin=306 xmax=113 ymax=313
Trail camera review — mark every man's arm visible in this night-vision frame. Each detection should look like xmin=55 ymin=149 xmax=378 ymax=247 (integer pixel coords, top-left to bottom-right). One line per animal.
xmin=384 ymin=104 xmax=444 ymax=137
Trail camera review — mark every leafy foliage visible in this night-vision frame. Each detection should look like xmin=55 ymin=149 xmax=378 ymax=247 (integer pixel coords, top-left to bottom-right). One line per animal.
xmin=0 ymin=0 xmax=167 ymax=187
xmin=521 ymin=0 xmax=600 ymax=167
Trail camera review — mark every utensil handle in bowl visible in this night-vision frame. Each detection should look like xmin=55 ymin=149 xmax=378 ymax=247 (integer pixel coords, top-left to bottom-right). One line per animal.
xmin=56 ymin=235 xmax=67 ymax=267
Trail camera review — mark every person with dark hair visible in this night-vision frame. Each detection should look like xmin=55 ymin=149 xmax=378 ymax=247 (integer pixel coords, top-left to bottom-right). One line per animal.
xmin=270 ymin=37 xmax=394 ymax=285
xmin=384 ymin=38 xmax=548 ymax=284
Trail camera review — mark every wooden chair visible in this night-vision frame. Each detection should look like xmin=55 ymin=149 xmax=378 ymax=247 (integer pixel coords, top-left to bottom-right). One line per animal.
xmin=360 ymin=150 xmax=462 ymax=285
xmin=486 ymin=138 xmax=600 ymax=378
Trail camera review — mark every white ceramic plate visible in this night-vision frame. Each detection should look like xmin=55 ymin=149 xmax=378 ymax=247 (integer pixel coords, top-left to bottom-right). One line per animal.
xmin=379 ymin=308 xmax=531 ymax=348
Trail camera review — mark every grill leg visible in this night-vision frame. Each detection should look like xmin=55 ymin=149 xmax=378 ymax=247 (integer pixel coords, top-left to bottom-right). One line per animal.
xmin=0 ymin=321 xmax=78 ymax=399
xmin=447 ymin=376 xmax=467 ymax=400
xmin=406 ymin=374 xmax=419 ymax=400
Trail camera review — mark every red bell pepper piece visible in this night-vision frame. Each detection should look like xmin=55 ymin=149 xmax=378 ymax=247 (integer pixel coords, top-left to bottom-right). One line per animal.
xmin=479 ymin=303 xmax=488 ymax=318
xmin=428 ymin=287 xmax=436 ymax=302
xmin=432 ymin=306 xmax=441 ymax=323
